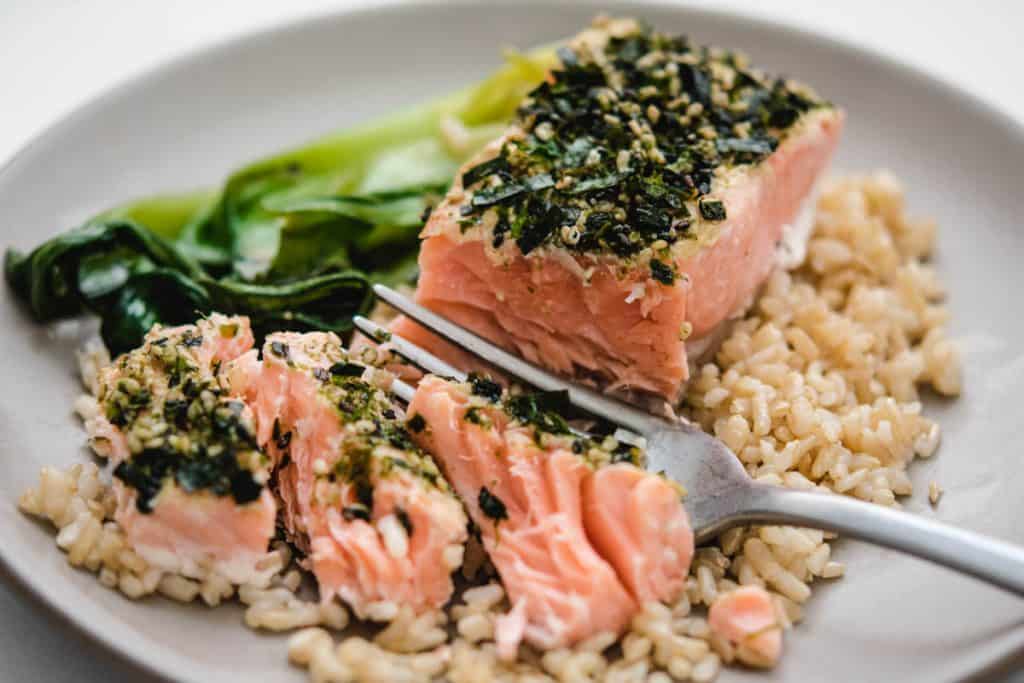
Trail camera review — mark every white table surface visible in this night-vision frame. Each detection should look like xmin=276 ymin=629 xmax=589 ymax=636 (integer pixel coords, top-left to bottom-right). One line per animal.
xmin=1 ymin=1 xmax=1022 ymax=681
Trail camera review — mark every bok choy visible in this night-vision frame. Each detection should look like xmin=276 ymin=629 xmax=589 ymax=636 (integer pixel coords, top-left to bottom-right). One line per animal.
xmin=5 ymin=48 xmax=556 ymax=354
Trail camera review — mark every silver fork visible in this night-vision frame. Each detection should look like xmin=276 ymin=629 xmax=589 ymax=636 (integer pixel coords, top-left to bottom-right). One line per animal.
xmin=357 ymin=284 xmax=1024 ymax=597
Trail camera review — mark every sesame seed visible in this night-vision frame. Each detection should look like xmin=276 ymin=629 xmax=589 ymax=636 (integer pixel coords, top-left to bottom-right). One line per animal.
xmin=561 ymin=225 xmax=581 ymax=245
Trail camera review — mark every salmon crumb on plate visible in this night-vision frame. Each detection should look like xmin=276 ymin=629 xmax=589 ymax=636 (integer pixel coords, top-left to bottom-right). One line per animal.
xmin=14 ymin=14 xmax=963 ymax=683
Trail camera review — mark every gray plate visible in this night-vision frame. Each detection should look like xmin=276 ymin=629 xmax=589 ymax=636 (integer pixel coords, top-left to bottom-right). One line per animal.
xmin=2 ymin=1 xmax=1023 ymax=681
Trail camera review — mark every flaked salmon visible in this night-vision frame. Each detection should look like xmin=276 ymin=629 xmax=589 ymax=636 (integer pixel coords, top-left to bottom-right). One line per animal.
xmin=407 ymin=373 xmax=694 ymax=652
xmin=708 ymin=585 xmax=783 ymax=668
xmin=91 ymin=314 xmax=278 ymax=585
xmin=397 ymin=18 xmax=842 ymax=402
xmin=229 ymin=332 xmax=468 ymax=617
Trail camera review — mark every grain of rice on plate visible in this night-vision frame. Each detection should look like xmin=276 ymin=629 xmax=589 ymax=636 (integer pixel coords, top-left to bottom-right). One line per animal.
xmin=19 ymin=171 xmax=960 ymax=682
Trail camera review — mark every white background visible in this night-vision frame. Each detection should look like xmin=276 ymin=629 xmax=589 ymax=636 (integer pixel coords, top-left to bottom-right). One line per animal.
xmin=1 ymin=1 xmax=1022 ymax=681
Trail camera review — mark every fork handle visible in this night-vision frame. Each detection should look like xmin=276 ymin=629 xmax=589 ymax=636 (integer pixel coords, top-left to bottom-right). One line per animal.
xmin=740 ymin=485 xmax=1024 ymax=597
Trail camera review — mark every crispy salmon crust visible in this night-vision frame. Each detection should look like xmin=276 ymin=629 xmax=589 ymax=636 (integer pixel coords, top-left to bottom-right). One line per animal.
xmin=407 ymin=375 xmax=693 ymax=651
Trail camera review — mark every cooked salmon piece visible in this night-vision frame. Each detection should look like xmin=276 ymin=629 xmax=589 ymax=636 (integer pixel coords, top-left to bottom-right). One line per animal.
xmin=397 ymin=18 xmax=842 ymax=403
xmin=407 ymin=373 xmax=693 ymax=652
xmin=582 ymin=464 xmax=694 ymax=605
xmin=229 ymin=332 xmax=468 ymax=617
xmin=708 ymin=585 xmax=783 ymax=668
xmin=91 ymin=314 xmax=278 ymax=585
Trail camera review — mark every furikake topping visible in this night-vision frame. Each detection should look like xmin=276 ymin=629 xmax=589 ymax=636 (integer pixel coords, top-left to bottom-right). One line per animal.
xmin=468 ymin=373 xmax=503 ymax=403
xmin=505 ymin=391 xmax=573 ymax=436
xmin=328 ymin=395 xmax=441 ymax=484
xmin=650 ymin=259 xmax=675 ymax=285
xmin=270 ymin=338 xmax=449 ymax=513
xmin=464 ymin=406 xmax=492 ymax=428
xmin=459 ymin=378 xmax=644 ymax=469
xmin=459 ymin=21 xmax=827 ymax=259
xmin=478 ymin=486 xmax=508 ymax=522
xmin=329 ymin=361 xmax=365 ymax=377
xmin=698 ymin=197 xmax=727 ymax=221
xmin=105 ymin=321 xmax=267 ymax=513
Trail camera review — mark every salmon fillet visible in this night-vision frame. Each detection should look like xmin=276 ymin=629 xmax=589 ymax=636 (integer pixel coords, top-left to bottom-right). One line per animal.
xmin=398 ymin=18 xmax=843 ymax=403
xmin=92 ymin=315 xmax=278 ymax=585
xmin=407 ymin=374 xmax=694 ymax=652
xmin=229 ymin=332 xmax=468 ymax=616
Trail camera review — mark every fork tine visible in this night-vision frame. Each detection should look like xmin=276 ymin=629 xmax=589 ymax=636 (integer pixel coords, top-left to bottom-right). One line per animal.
xmin=389 ymin=376 xmax=416 ymax=403
xmin=354 ymin=316 xmax=467 ymax=382
xmin=352 ymin=316 xmax=424 ymax=403
xmin=372 ymin=284 xmax=664 ymax=435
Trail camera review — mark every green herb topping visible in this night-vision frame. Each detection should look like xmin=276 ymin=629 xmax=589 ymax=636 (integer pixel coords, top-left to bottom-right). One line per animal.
xmin=468 ymin=373 xmax=503 ymax=403
xmin=505 ymin=390 xmax=573 ymax=435
xmin=322 ymin=377 xmax=444 ymax=492
xmin=105 ymin=318 xmax=268 ymax=512
xmin=479 ymin=486 xmax=509 ymax=522
xmin=698 ymin=198 xmax=727 ymax=221
xmin=456 ymin=377 xmax=645 ymax=470
xmin=650 ymin=259 xmax=675 ymax=285
xmin=464 ymin=406 xmax=493 ymax=428
xmin=407 ymin=413 xmax=427 ymax=433
xmin=459 ymin=20 xmax=828 ymax=259
xmin=265 ymin=334 xmax=450 ymax=517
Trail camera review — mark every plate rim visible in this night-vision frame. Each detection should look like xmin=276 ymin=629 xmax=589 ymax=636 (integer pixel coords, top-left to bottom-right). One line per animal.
xmin=2 ymin=1 xmax=1023 ymax=681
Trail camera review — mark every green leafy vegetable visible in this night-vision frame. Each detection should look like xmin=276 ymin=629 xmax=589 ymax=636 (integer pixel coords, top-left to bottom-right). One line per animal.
xmin=4 ymin=219 xmax=373 ymax=354
xmin=4 ymin=47 xmax=557 ymax=353
xmin=5 ymin=220 xmax=204 ymax=323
